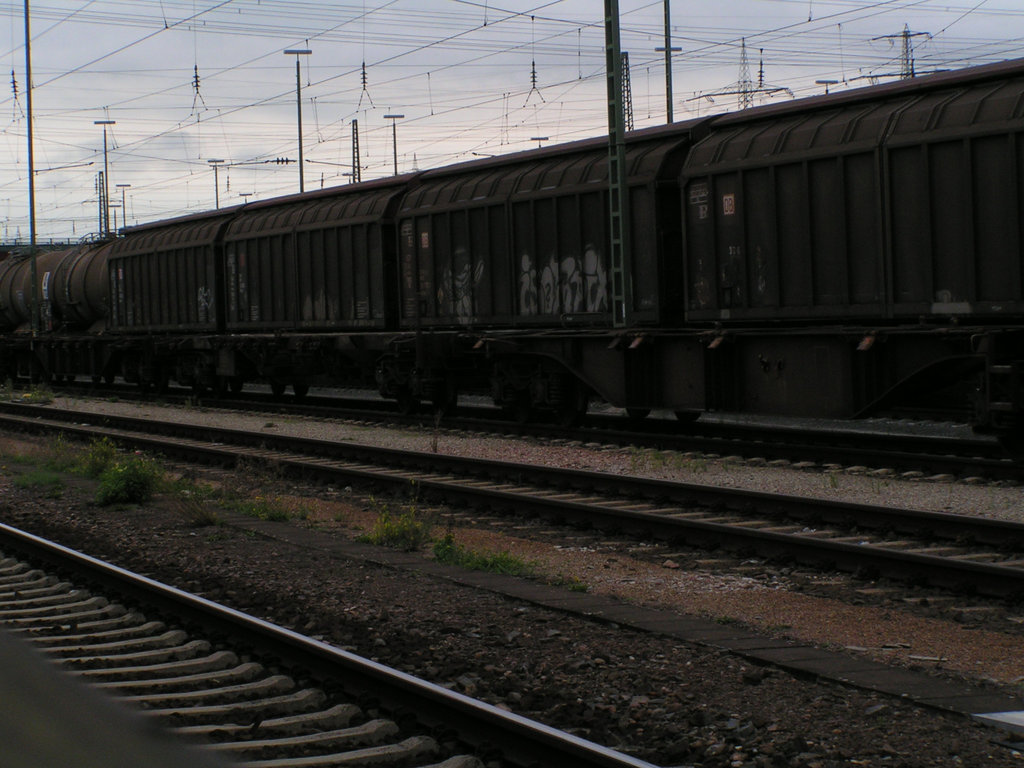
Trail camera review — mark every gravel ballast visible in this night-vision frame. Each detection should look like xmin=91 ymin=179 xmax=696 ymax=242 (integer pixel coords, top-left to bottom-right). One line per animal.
xmin=1 ymin=398 xmax=1023 ymax=766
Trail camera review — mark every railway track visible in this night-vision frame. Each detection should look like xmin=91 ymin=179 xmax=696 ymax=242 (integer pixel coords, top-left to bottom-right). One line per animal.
xmin=0 ymin=522 xmax=654 ymax=768
xmin=2 ymin=401 xmax=1023 ymax=599
xmin=48 ymin=381 xmax=1020 ymax=481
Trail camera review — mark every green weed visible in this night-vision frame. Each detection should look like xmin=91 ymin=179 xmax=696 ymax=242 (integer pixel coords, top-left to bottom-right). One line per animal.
xmin=432 ymin=532 xmax=537 ymax=576
xmin=19 ymin=384 xmax=54 ymax=404
xmin=550 ymin=573 xmax=589 ymax=592
xmin=42 ymin=434 xmax=79 ymax=472
xmin=76 ymin=437 xmax=118 ymax=479
xmin=223 ymin=494 xmax=306 ymax=522
xmin=359 ymin=499 xmax=432 ymax=551
xmin=14 ymin=469 xmax=65 ymax=498
xmin=95 ymin=456 xmax=164 ymax=506
xmin=171 ymin=490 xmax=223 ymax=527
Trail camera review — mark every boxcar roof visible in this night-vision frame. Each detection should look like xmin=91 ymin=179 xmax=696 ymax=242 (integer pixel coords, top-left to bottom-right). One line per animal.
xmin=223 ymin=177 xmax=410 ymax=236
xmin=704 ymin=56 xmax=1024 ymax=129
xmin=686 ymin=56 xmax=1024 ymax=168
xmin=400 ymin=117 xmax=708 ymax=211
xmin=107 ymin=213 xmax=234 ymax=257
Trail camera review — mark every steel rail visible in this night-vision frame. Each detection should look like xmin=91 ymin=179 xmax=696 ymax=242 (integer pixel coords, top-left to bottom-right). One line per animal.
xmin=0 ymin=521 xmax=656 ymax=768
xmin=1 ymin=402 xmax=1021 ymax=543
xmin=2 ymin=405 xmax=1024 ymax=597
xmin=44 ymin=383 xmax=1020 ymax=480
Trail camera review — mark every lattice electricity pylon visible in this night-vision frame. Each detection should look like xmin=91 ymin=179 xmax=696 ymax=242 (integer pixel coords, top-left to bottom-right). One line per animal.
xmin=622 ymin=52 xmax=634 ymax=131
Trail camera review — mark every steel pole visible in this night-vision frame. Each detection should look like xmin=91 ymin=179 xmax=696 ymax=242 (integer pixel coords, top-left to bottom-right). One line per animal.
xmin=663 ymin=0 xmax=674 ymax=122
xmin=24 ymin=0 xmax=38 ymax=335
xmin=295 ymin=57 xmax=304 ymax=193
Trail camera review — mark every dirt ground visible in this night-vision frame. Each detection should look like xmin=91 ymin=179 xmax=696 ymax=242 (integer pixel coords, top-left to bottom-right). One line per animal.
xmin=2 ymin=431 xmax=1023 ymax=767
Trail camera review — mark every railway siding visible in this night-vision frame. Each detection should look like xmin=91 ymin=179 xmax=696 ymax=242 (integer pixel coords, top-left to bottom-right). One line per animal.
xmin=2 ymin=403 xmax=1024 ymax=598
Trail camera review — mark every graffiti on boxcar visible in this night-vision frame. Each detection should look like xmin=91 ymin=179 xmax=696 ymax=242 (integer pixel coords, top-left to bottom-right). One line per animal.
xmin=753 ymin=245 xmax=769 ymax=299
xmin=519 ymin=253 xmax=538 ymax=315
xmin=197 ymin=286 xmax=212 ymax=322
xmin=519 ymin=247 xmax=608 ymax=316
xmin=540 ymin=253 xmax=560 ymax=313
xmin=437 ymin=247 xmax=484 ymax=322
xmin=560 ymin=255 xmax=583 ymax=313
xmin=583 ymin=244 xmax=607 ymax=312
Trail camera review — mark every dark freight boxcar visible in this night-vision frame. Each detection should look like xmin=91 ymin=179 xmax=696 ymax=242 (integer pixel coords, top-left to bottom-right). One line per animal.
xmin=395 ymin=122 xmax=701 ymax=331
xmin=107 ymin=211 xmax=232 ymax=333
xmin=684 ymin=92 xmax=896 ymax=322
xmin=884 ymin=64 xmax=1024 ymax=318
xmin=682 ymin=59 xmax=1024 ymax=324
xmin=221 ymin=178 xmax=408 ymax=333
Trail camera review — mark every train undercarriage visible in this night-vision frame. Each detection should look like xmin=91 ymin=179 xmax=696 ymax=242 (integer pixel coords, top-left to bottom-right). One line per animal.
xmin=1 ymin=324 xmax=1022 ymax=455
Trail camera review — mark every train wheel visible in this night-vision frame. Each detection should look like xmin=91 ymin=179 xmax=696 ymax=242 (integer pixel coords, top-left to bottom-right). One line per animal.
xmin=674 ymin=410 xmax=700 ymax=424
xmin=270 ymin=379 xmax=286 ymax=398
xmin=228 ymin=376 xmax=244 ymax=394
xmin=292 ymin=382 xmax=310 ymax=400
xmin=396 ymin=388 xmax=419 ymax=415
xmin=555 ymin=387 xmax=589 ymax=428
xmin=998 ymin=431 xmax=1024 ymax=460
xmin=626 ymin=408 xmax=650 ymax=422
xmin=431 ymin=385 xmax=457 ymax=418
xmin=513 ymin=395 xmax=534 ymax=424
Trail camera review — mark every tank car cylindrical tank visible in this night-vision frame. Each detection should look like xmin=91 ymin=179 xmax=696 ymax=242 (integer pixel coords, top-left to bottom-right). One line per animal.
xmin=0 ymin=254 xmax=23 ymax=329
xmin=0 ymin=244 xmax=110 ymax=332
xmin=0 ymin=249 xmax=67 ymax=331
xmin=52 ymin=242 xmax=111 ymax=327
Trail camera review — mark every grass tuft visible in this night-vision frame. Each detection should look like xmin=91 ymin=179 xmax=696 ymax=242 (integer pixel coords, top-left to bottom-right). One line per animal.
xmin=95 ymin=455 xmax=164 ymax=506
xmin=359 ymin=499 xmax=432 ymax=551
xmin=14 ymin=469 xmax=65 ymax=498
xmin=432 ymin=532 xmax=537 ymax=576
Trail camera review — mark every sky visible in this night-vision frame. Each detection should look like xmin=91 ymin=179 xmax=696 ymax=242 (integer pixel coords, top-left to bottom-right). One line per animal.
xmin=2 ymin=0 xmax=1022 ymax=242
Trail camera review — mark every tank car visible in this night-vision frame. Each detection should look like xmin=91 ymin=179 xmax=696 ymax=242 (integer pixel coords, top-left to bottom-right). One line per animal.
xmin=0 ymin=242 xmax=112 ymax=383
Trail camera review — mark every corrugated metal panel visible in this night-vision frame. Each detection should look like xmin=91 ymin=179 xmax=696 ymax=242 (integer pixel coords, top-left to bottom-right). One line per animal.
xmin=684 ymin=93 xmax=910 ymax=321
xmin=107 ymin=213 xmax=227 ymax=333
xmin=397 ymin=127 xmax=698 ymax=330
xmin=885 ymin=72 xmax=1024 ymax=316
xmin=684 ymin=57 xmax=1024 ymax=322
xmin=108 ymin=212 xmax=231 ymax=257
xmin=223 ymin=181 xmax=403 ymax=331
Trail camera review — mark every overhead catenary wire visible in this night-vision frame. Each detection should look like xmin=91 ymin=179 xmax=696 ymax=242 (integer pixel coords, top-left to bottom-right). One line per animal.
xmin=2 ymin=0 xmax=1020 ymax=239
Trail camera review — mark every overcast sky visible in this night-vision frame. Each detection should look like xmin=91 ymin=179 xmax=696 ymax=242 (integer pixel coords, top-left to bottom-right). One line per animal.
xmin=2 ymin=0 xmax=1021 ymax=241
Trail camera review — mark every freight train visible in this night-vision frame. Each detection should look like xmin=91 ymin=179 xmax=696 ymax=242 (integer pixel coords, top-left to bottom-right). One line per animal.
xmin=2 ymin=58 xmax=1023 ymax=451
